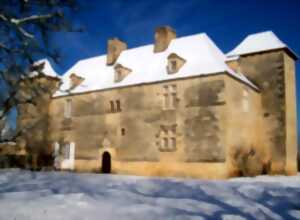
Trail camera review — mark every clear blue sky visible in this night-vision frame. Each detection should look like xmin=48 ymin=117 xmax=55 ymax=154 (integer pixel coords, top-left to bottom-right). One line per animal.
xmin=51 ymin=0 xmax=300 ymax=136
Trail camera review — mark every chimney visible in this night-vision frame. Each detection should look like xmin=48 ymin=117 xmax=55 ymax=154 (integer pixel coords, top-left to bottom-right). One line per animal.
xmin=106 ymin=38 xmax=127 ymax=65
xmin=154 ymin=26 xmax=176 ymax=53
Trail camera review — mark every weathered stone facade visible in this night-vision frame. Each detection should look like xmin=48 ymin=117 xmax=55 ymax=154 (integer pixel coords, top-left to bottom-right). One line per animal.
xmin=16 ymin=30 xmax=298 ymax=178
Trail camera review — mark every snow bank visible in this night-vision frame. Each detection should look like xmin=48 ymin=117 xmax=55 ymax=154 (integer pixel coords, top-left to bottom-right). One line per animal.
xmin=0 ymin=170 xmax=299 ymax=220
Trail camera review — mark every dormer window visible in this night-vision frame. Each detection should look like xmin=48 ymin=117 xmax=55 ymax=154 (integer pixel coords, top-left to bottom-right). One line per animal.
xmin=69 ymin=73 xmax=84 ymax=90
xmin=114 ymin=64 xmax=132 ymax=83
xmin=170 ymin=60 xmax=177 ymax=72
xmin=167 ymin=53 xmax=186 ymax=74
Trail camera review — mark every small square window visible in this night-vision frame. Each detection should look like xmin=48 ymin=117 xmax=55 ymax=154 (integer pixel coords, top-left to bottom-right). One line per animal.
xmin=163 ymin=85 xmax=169 ymax=94
xmin=163 ymin=138 xmax=168 ymax=149
xmin=121 ymin=128 xmax=126 ymax=136
xmin=64 ymin=99 xmax=72 ymax=118
xmin=170 ymin=60 xmax=177 ymax=72
xmin=170 ymin=137 xmax=176 ymax=150
xmin=170 ymin=85 xmax=177 ymax=93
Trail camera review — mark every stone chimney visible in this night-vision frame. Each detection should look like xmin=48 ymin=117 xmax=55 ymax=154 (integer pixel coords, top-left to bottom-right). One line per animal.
xmin=106 ymin=38 xmax=127 ymax=65
xmin=154 ymin=26 xmax=176 ymax=53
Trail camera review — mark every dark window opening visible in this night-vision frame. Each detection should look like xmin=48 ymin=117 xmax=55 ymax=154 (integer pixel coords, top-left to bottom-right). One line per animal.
xmin=121 ymin=128 xmax=126 ymax=136
xmin=170 ymin=60 xmax=177 ymax=72
xmin=116 ymin=100 xmax=121 ymax=112
xmin=110 ymin=101 xmax=115 ymax=113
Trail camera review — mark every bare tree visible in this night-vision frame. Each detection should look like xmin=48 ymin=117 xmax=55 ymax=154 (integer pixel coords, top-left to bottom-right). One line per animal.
xmin=0 ymin=0 xmax=79 ymax=141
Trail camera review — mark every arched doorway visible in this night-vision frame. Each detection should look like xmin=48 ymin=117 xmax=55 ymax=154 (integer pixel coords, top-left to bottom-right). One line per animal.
xmin=101 ymin=151 xmax=111 ymax=173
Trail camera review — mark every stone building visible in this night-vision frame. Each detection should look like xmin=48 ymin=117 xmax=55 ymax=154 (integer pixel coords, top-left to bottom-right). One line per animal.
xmin=17 ymin=27 xmax=298 ymax=178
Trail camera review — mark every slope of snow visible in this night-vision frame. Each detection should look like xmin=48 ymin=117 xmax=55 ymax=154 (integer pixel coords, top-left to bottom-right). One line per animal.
xmin=54 ymin=33 xmax=256 ymax=97
xmin=29 ymin=59 xmax=60 ymax=79
xmin=227 ymin=31 xmax=296 ymax=58
xmin=0 ymin=169 xmax=299 ymax=220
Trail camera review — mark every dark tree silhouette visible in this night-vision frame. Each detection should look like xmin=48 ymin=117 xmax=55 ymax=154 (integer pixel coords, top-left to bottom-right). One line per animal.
xmin=0 ymin=0 xmax=79 ymax=140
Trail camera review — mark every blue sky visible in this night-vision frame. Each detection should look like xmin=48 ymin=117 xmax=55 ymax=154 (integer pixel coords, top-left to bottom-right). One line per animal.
xmin=50 ymin=0 xmax=300 ymax=133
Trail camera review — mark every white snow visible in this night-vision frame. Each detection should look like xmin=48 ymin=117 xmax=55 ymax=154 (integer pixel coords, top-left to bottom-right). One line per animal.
xmin=29 ymin=59 xmax=61 ymax=79
xmin=0 ymin=169 xmax=300 ymax=220
xmin=227 ymin=31 xmax=296 ymax=57
xmin=54 ymin=33 xmax=256 ymax=97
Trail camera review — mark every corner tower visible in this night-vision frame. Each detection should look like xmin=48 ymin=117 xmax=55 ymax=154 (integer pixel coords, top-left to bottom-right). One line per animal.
xmin=227 ymin=31 xmax=298 ymax=174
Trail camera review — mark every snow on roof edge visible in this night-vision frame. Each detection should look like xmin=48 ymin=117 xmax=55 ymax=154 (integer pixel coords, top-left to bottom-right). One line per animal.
xmin=52 ymin=70 xmax=259 ymax=99
xmin=227 ymin=31 xmax=298 ymax=59
xmin=29 ymin=58 xmax=62 ymax=79
xmin=53 ymin=32 xmax=259 ymax=98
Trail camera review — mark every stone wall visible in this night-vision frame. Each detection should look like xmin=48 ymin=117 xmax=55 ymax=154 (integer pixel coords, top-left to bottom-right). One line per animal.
xmin=48 ymin=74 xmax=235 ymax=174
xmin=238 ymin=50 xmax=297 ymax=174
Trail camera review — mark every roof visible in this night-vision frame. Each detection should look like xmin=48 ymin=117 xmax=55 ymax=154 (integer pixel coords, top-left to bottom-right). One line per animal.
xmin=227 ymin=31 xmax=298 ymax=59
xmin=53 ymin=33 xmax=257 ymax=97
xmin=29 ymin=59 xmax=61 ymax=79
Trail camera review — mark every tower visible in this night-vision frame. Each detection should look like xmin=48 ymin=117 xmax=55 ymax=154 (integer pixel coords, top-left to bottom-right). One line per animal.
xmin=227 ymin=31 xmax=298 ymax=174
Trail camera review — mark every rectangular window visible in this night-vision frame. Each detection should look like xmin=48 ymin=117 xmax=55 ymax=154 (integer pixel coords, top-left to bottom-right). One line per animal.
xmin=163 ymin=85 xmax=177 ymax=110
xmin=64 ymin=143 xmax=70 ymax=159
xmin=170 ymin=137 xmax=176 ymax=150
xmin=159 ymin=124 xmax=177 ymax=152
xmin=121 ymin=128 xmax=126 ymax=136
xmin=242 ymin=90 xmax=249 ymax=112
xmin=64 ymin=99 xmax=72 ymax=118
xmin=171 ymin=60 xmax=177 ymax=72
xmin=110 ymin=101 xmax=115 ymax=113
xmin=242 ymin=99 xmax=249 ymax=112
xmin=163 ymin=138 xmax=168 ymax=150
xmin=170 ymin=94 xmax=176 ymax=109
xmin=116 ymin=100 xmax=121 ymax=112
xmin=164 ymin=94 xmax=170 ymax=109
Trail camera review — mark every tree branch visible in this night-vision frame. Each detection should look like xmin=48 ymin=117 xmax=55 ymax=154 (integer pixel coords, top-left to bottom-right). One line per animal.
xmin=0 ymin=14 xmax=8 ymax=21
xmin=10 ymin=13 xmax=54 ymax=25
xmin=0 ymin=42 xmax=10 ymax=52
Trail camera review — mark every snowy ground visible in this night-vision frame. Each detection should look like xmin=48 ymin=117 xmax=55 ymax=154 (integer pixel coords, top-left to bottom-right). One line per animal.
xmin=0 ymin=170 xmax=300 ymax=220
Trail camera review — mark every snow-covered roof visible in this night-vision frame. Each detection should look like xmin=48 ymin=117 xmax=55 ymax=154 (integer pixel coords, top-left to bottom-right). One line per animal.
xmin=54 ymin=33 xmax=257 ymax=97
xmin=227 ymin=31 xmax=298 ymax=58
xmin=29 ymin=59 xmax=61 ymax=79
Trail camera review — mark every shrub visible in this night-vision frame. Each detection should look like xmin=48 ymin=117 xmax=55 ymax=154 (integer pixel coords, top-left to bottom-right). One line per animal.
xmin=232 ymin=147 xmax=264 ymax=177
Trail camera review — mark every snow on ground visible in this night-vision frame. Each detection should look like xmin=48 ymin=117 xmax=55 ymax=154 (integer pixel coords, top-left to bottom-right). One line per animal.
xmin=0 ymin=170 xmax=300 ymax=220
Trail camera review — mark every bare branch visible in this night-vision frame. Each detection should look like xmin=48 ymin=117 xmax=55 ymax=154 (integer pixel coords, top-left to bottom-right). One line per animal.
xmin=10 ymin=13 xmax=54 ymax=25
xmin=0 ymin=14 xmax=8 ymax=21
xmin=17 ymin=26 xmax=34 ymax=39
xmin=0 ymin=42 xmax=10 ymax=52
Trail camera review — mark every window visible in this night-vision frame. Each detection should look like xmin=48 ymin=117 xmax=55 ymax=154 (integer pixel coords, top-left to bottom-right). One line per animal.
xmin=110 ymin=101 xmax=115 ymax=113
xmin=64 ymin=142 xmax=70 ymax=159
xmin=159 ymin=125 xmax=177 ymax=152
xmin=163 ymin=85 xmax=177 ymax=110
xmin=121 ymin=128 xmax=126 ymax=136
xmin=64 ymin=99 xmax=72 ymax=118
xmin=114 ymin=64 xmax=132 ymax=82
xmin=116 ymin=100 xmax=121 ymax=112
xmin=242 ymin=90 xmax=249 ymax=112
xmin=117 ymin=70 xmax=122 ymax=81
xmin=170 ymin=60 xmax=177 ymax=72
xmin=167 ymin=53 xmax=186 ymax=74
xmin=110 ymin=100 xmax=121 ymax=113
